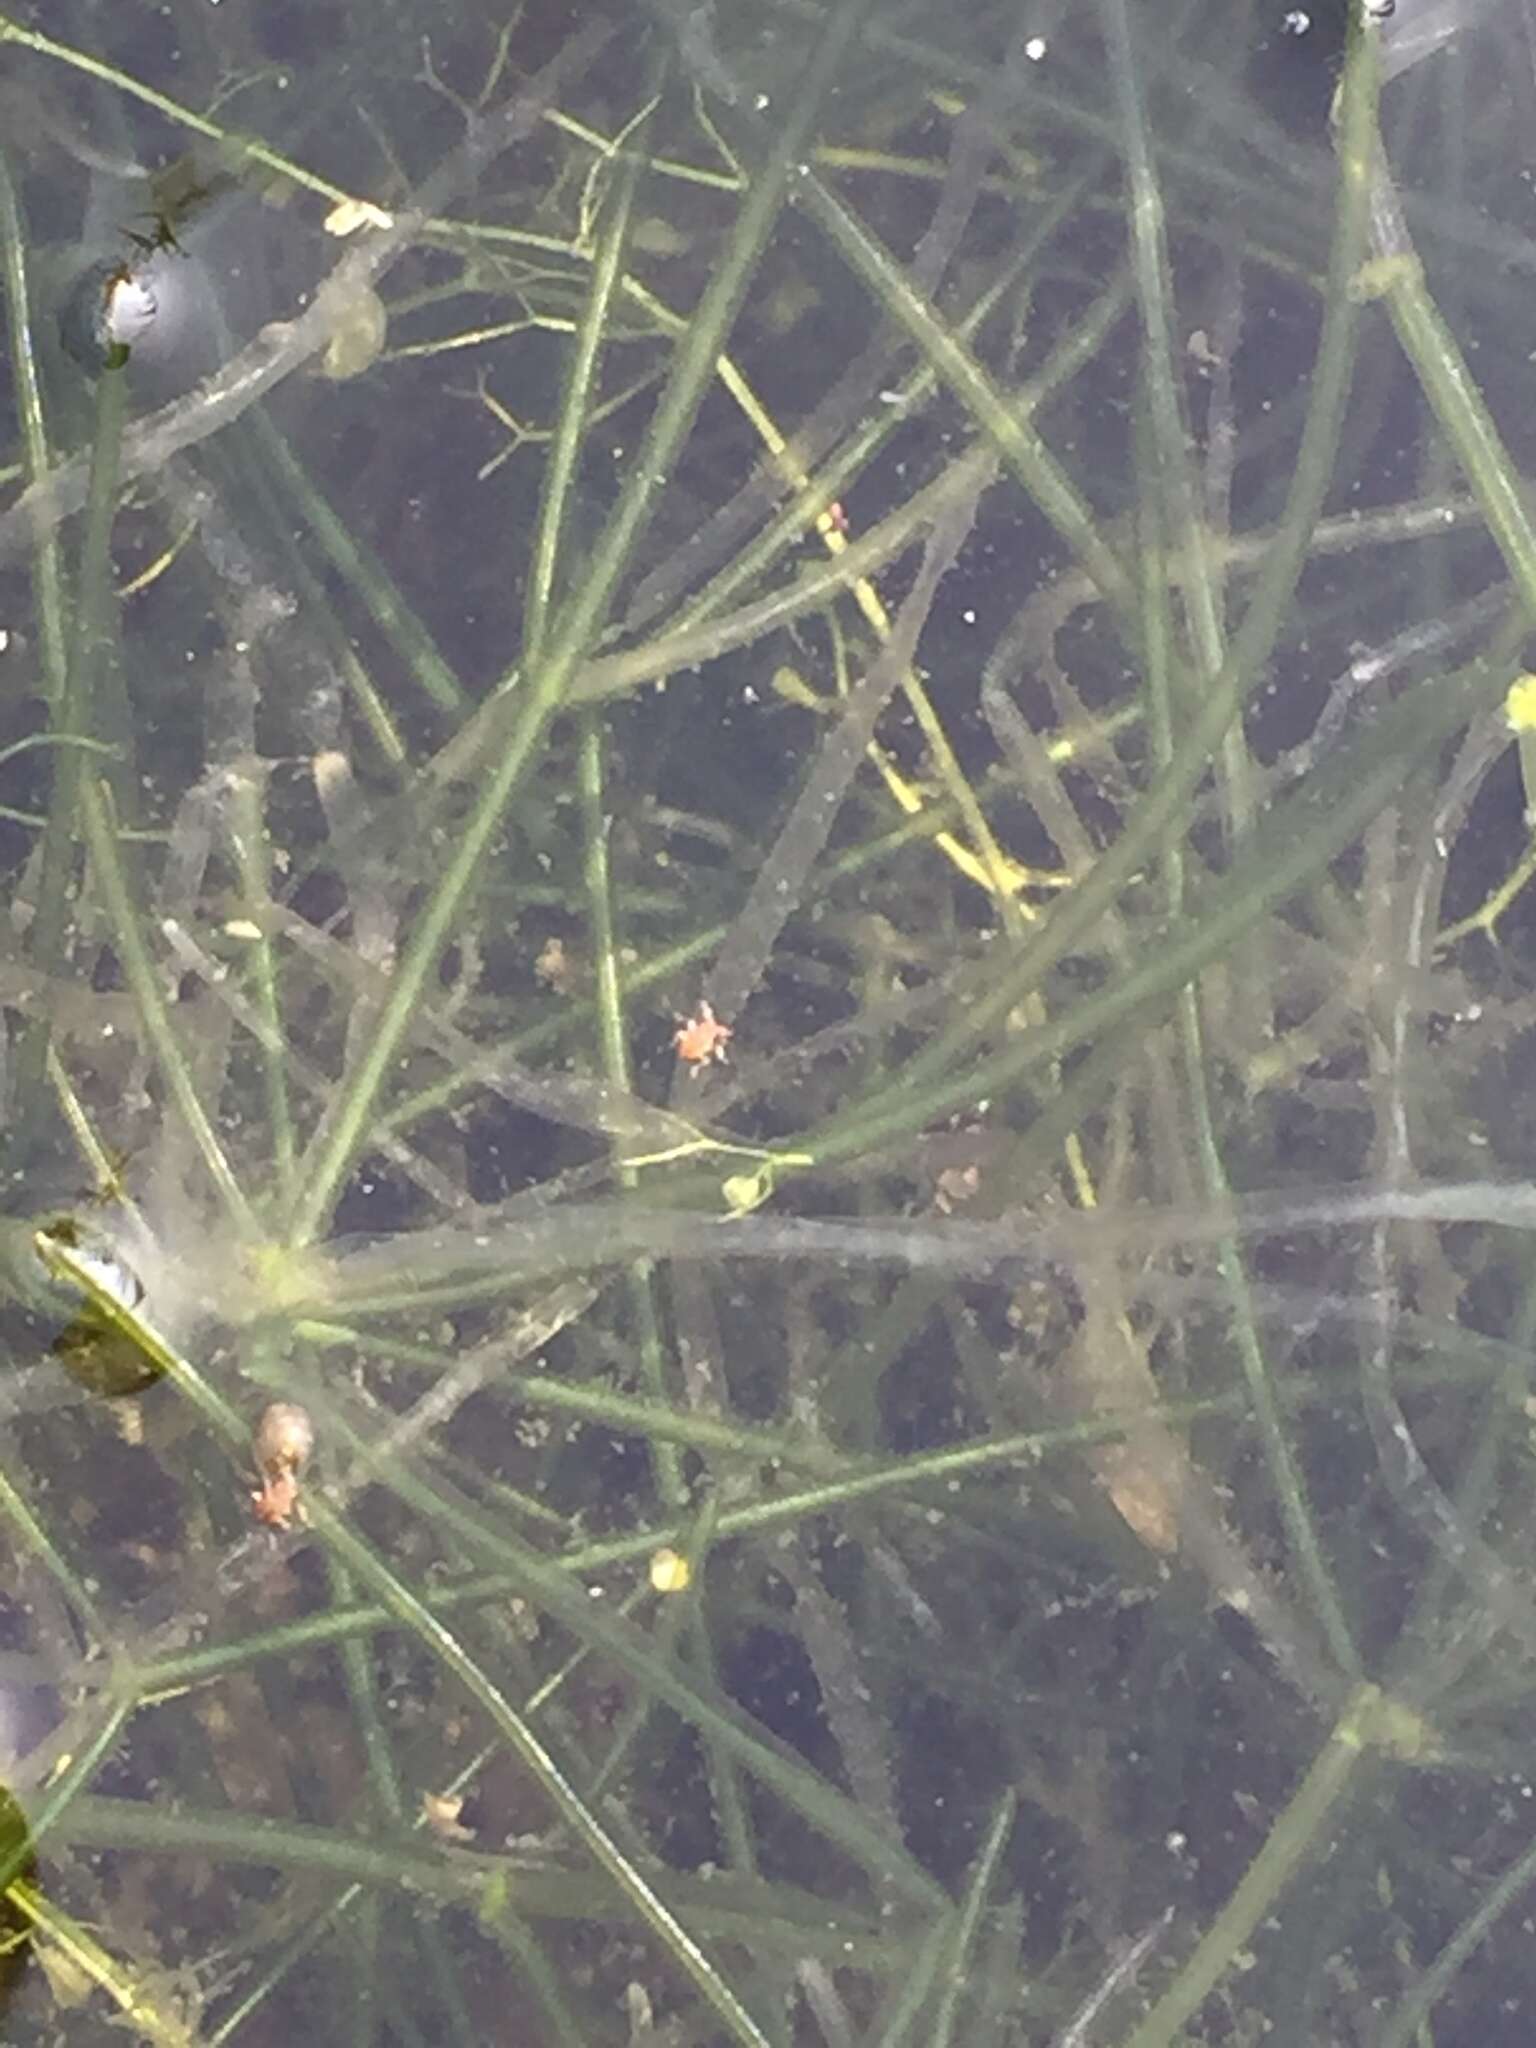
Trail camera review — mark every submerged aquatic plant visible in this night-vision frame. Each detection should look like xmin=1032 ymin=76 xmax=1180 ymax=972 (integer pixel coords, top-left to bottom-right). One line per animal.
xmin=3 ymin=0 xmax=1536 ymax=2041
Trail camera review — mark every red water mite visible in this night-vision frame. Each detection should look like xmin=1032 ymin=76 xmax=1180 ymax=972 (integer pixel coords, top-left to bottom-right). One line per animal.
xmin=250 ymin=1468 xmax=303 ymax=1531
xmin=673 ymin=1000 xmax=732 ymax=1068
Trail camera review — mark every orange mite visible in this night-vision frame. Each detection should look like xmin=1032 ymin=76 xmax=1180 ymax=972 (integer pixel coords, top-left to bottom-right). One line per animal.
xmin=673 ymin=1000 xmax=732 ymax=1068
xmin=250 ymin=1468 xmax=303 ymax=1531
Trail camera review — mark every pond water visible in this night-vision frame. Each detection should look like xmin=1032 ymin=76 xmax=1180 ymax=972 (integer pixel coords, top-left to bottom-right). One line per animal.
xmin=1 ymin=1 xmax=1536 ymax=2042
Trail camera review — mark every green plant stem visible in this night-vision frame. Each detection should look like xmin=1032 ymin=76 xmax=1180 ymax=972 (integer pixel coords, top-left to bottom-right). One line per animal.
xmin=1134 ymin=356 xmax=1357 ymax=1681
xmin=9 ymin=355 xmax=128 ymax=1160
xmin=0 ymin=13 xmax=358 ymax=210
xmin=225 ymin=769 xmax=298 ymax=1214
xmin=312 ymin=1513 xmax=775 ymax=2048
xmin=524 ymin=83 xmax=651 ymax=667
xmin=1366 ymin=149 xmax=1536 ymax=621
xmin=288 ymin=0 xmax=873 ymax=1243
xmin=1122 ymin=1684 xmax=1384 ymax=2048
xmin=329 ymin=1553 xmax=476 ymax=2048
xmin=792 ymin=21 xmax=1383 ymax=1174
xmin=872 ymin=1912 xmax=951 ymax=2048
xmin=555 ymin=128 xmax=683 ymax=1507
xmin=0 ymin=1461 xmax=109 ymax=1649
xmin=581 ymin=717 xmax=687 ymax=1508
xmin=118 ymin=1331 xmax=1510 ymax=1712
xmin=0 ymin=143 xmax=66 ymax=699
xmin=0 ymin=1695 xmax=132 ymax=1890
xmin=799 ymin=628 xmax=1512 ymax=1178
xmin=78 ymin=777 xmax=258 ymax=1234
xmin=240 ymin=414 xmax=471 ymax=720
xmin=322 ymin=1401 xmax=948 ymax=1908
xmin=794 ymin=166 xmax=1131 ymax=616
xmin=931 ymin=1789 xmax=1015 ymax=2048
xmin=49 ymin=1794 xmax=893 ymax=1962
xmin=1375 ymin=1811 xmax=1536 ymax=2047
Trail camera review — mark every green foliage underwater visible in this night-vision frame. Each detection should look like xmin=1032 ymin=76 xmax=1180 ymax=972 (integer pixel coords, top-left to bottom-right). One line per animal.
xmin=4 ymin=0 xmax=1536 ymax=2040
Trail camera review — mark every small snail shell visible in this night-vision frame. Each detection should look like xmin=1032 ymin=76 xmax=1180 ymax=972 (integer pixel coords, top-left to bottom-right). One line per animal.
xmin=254 ymin=1400 xmax=314 ymax=1479
xmin=58 ymin=258 xmax=159 ymax=372
xmin=317 ymin=282 xmax=387 ymax=381
xmin=35 ymin=1215 xmax=145 ymax=1313
xmin=30 ymin=1215 xmax=160 ymax=1399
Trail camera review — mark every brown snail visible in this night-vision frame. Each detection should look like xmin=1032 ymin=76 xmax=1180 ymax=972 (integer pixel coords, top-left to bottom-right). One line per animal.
xmin=250 ymin=1401 xmax=314 ymax=1531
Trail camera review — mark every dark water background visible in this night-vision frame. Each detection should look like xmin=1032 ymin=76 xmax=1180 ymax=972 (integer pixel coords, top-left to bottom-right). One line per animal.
xmin=1 ymin=1 xmax=1535 ymax=2042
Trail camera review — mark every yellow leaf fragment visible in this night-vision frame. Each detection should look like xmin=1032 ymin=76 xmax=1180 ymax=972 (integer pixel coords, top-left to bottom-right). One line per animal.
xmin=649 ymin=1547 xmax=691 ymax=1594
xmin=324 ymin=196 xmax=395 ymax=236
xmin=1506 ymin=674 xmax=1536 ymax=734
